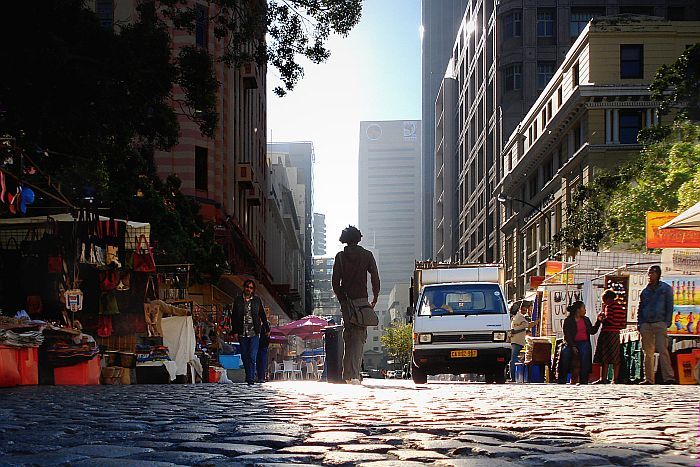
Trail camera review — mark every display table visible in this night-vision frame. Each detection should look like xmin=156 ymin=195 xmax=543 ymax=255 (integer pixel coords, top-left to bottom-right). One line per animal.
xmin=136 ymin=360 xmax=177 ymax=383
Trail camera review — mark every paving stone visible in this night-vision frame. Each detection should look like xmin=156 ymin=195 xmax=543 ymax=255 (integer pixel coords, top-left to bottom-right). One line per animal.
xmin=234 ymin=453 xmax=323 ymax=464
xmin=235 ymin=423 xmax=306 ymax=437
xmin=454 ymin=444 xmax=528 ymax=458
xmin=159 ymin=432 xmax=211 ymax=441
xmin=454 ymin=434 xmax=506 ymax=445
xmin=521 ymin=453 xmax=611 ymax=466
xmin=305 ymin=430 xmax=365 ymax=444
xmin=359 ymin=462 xmax=428 ymax=467
xmin=130 ymin=450 xmax=228 ymax=465
xmin=414 ymin=439 xmax=472 ymax=451
xmin=323 ymin=451 xmax=388 ymax=465
xmin=228 ymin=434 xmax=300 ymax=448
xmin=574 ymin=446 xmax=647 ymax=465
xmin=388 ymin=449 xmax=449 ymax=461
xmin=279 ymin=445 xmax=334 ymax=454
xmin=176 ymin=442 xmax=272 ymax=456
xmin=501 ymin=442 xmax=568 ymax=454
xmin=436 ymin=459 xmax=523 ymax=467
xmin=71 ymin=459 xmax=179 ymax=467
xmin=133 ymin=441 xmax=176 ymax=449
xmin=640 ymin=454 xmax=698 ymax=466
xmin=0 ymin=452 xmax=89 ymax=466
xmin=338 ymin=443 xmax=395 ymax=453
xmin=61 ymin=444 xmax=154 ymax=458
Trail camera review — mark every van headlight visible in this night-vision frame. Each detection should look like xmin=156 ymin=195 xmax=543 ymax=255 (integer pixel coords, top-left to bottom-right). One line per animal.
xmin=418 ymin=333 xmax=432 ymax=343
xmin=492 ymin=331 xmax=507 ymax=342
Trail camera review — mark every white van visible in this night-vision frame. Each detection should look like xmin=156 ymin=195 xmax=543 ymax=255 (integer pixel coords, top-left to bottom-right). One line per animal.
xmin=409 ymin=263 xmax=510 ymax=384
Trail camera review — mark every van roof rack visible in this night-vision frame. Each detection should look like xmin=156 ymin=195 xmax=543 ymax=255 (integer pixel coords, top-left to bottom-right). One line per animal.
xmin=415 ymin=261 xmax=502 ymax=270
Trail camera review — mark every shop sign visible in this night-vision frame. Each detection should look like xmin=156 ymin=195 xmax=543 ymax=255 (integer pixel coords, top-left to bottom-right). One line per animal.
xmin=64 ymin=289 xmax=83 ymax=312
xmin=626 ymin=273 xmax=648 ymax=324
xmin=646 ymin=212 xmax=700 ymax=248
xmin=661 ymin=248 xmax=700 ymax=274
xmin=545 ymin=261 xmax=574 ymax=284
xmin=543 ymin=285 xmax=582 ymax=339
xmin=665 ymin=274 xmax=700 ymax=336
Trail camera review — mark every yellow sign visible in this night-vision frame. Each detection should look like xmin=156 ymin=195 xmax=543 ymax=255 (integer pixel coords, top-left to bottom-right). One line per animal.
xmin=545 ymin=261 xmax=573 ymax=284
xmin=646 ymin=212 xmax=700 ymax=248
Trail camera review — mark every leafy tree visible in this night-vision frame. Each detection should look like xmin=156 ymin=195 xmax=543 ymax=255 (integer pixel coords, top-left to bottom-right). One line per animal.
xmin=650 ymin=42 xmax=700 ymax=122
xmin=380 ymin=323 xmax=413 ymax=367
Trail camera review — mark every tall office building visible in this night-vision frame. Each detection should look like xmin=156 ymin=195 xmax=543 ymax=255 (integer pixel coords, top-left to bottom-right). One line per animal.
xmin=312 ymin=213 xmax=327 ymax=256
xmin=358 ymin=121 xmax=422 ymax=298
xmin=441 ymin=0 xmax=698 ymax=268
xmin=421 ymin=0 xmax=469 ymax=259
xmin=267 ymin=142 xmax=315 ymax=314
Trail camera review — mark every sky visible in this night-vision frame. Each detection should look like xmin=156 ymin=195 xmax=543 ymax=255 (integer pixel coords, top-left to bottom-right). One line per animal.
xmin=267 ymin=0 xmax=421 ymax=255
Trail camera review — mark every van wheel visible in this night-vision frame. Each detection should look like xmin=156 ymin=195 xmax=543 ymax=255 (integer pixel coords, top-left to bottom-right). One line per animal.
xmin=494 ymin=367 xmax=506 ymax=384
xmin=411 ymin=363 xmax=427 ymax=384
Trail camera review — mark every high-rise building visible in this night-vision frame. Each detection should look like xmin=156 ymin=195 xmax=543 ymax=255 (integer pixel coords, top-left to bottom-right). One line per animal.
xmin=312 ymin=213 xmax=327 ymax=256
xmin=440 ymin=0 xmax=699 ymax=269
xmin=267 ymin=142 xmax=315 ymax=314
xmin=499 ymin=17 xmax=700 ymax=298
xmin=421 ymin=0 xmax=469 ymax=259
xmin=358 ymin=120 xmax=422 ymax=298
xmin=311 ymin=257 xmax=341 ymax=322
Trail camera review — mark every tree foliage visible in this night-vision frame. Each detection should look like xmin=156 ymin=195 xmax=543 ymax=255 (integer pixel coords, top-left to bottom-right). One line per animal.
xmin=380 ymin=323 xmax=413 ymax=366
xmin=650 ymin=43 xmax=700 ymax=121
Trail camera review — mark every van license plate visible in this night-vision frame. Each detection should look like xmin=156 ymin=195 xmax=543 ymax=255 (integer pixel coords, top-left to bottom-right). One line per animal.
xmin=450 ymin=350 xmax=477 ymax=358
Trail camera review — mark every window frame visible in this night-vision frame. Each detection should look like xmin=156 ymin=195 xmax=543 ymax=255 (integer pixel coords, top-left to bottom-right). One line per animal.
xmin=536 ymin=61 xmax=556 ymax=91
xmin=504 ymin=63 xmax=522 ymax=92
xmin=620 ymin=44 xmax=644 ymax=79
xmin=537 ymin=9 xmax=554 ymax=37
xmin=619 ymin=110 xmax=643 ymax=144
xmin=504 ymin=10 xmax=522 ymax=39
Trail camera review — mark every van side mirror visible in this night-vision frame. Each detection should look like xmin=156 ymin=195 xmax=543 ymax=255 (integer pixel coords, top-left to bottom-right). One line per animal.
xmin=406 ymin=306 xmax=414 ymax=324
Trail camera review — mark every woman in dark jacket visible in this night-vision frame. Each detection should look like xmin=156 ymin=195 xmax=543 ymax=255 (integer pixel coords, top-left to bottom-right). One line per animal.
xmin=557 ymin=301 xmax=602 ymax=384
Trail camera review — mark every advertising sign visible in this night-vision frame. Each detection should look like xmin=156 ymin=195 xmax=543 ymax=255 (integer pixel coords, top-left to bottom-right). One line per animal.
xmin=646 ymin=212 xmax=700 ymax=248
xmin=545 ymin=261 xmax=574 ymax=284
xmin=626 ymin=273 xmax=648 ymax=324
xmin=661 ymin=248 xmax=700 ymax=274
xmin=666 ymin=275 xmax=700 ymax=336
xmin=544 ymin=285 xmax=582 ymax=339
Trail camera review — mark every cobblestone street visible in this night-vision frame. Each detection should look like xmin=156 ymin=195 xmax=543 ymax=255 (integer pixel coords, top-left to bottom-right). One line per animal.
xmin=0 ymin=380 xmax=697 ymax=466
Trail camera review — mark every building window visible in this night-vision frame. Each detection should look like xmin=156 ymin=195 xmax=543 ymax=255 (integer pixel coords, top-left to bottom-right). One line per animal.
xmin=620 ymin=45 xmax=643 ymax=79
xmin=528 ymin=175 xmax=538 ymax=199
xmin=619 ymin=110 xmax=643 ymax=144
xmin=195 ymin=4 xmax=209 ymax=48
xmin=504 ymin=63 xmax=522 ymax=91
xmin=537 ymin=62 xmax=555 ymax=90
xmin=572 ymin=61 xmax=580 ymax=87
xmin=95 ymin=0 xmax=114 ymax=29
xmin=619 ymin=6 xmax=655 ymax=16
xmin=195 ymin=146 xmax=208 ymax=190
xmin=570 ymin=8 xmax=604 ymax=38
xmin=668 ymin=7 xmax=684 ymax=21
xmin=373 ymin=336 xmax=379 ymax=341
xmin=537 ymin=9 xmax=554 ymax=37
xmin=504 ymin=11 xmax=522 ymax=38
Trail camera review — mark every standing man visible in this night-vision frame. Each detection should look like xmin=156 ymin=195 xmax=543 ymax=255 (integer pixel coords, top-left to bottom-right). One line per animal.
xmin=638 ymin=266 xmax=676 ymax=384
xmin=332 ymin=226 xmax=380 ymax=385
xmin=509 ymin=301 xmax=536 ymax=382
xmin=593 ymin=289 xmax=626 ymax=384
xmin=231 ymin=279 xmax=268 ymax=386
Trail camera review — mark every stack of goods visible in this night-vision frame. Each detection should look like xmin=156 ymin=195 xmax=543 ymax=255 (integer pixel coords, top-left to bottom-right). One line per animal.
xmin=0 ymin=316 xmax=44 ymax=387
xmin=0 ymin=329 xmax=44 ymax=347
xmin=43 ymin=339 xmax=99 ymax=367
xmin=136 ymin=344 xmax=171 ymax=363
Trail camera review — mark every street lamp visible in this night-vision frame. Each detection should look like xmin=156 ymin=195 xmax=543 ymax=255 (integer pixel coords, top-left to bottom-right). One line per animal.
xmin=497 ymin=193 xmax=551 ymax=249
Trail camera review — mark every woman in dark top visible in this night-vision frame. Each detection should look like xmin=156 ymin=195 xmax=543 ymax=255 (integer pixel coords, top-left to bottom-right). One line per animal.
xmin=557 ymin=301 xmax=602 ymax=384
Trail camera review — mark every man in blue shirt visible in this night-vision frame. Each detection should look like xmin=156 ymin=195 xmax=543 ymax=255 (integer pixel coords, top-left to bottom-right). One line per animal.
xmin=638 ymin=265 xmax=676 ymax=384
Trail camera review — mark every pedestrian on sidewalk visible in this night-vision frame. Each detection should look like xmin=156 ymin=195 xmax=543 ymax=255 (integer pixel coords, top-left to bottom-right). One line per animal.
xmin=509 ymin=301 xmax=536 ymax=382
xmin=231 ymin=279 xmax=268 ymax=386
xmin=256 ymin=309 xmax=271 ymax=383
xmin=593 ymin=289 xmax=626 ymax=384
xmin=638 ymin=265 xmax=676 ymax=385
xmin=557 ymin=301 xmax=602 ymax=384
xmin=332 ymin=225 xmax=380 ymax=385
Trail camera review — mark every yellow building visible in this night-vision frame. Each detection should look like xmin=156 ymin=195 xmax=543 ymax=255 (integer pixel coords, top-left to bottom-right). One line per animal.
xmin=497 ymin=16 xmax=700 ymax=299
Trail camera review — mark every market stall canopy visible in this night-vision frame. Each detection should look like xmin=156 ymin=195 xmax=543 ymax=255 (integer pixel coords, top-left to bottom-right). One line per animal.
xmin=270 ymin=315 xmax=328 ymax=340
xmin=660 ymin=202 xmax=700 ymax=231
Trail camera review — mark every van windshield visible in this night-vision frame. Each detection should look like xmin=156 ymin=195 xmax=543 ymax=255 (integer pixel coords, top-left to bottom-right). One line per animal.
xmin=418 ymin=284 xmax=506 ymax=316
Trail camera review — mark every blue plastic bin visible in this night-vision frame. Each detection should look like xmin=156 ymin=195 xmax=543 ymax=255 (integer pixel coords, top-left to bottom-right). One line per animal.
xmin=514 ymin=363 xmax=525 ymax=383
xmin=527 ymin=364 xmax=545 ymax=383
xmin=219 ymin=354 xmax=242 ymax=370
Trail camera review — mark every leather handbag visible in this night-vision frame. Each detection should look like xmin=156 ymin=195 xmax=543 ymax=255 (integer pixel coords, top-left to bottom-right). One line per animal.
xmin=133 ymin=234 xmax=156 ymax=273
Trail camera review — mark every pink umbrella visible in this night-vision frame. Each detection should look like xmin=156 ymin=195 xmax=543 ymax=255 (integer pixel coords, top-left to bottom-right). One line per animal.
xmin=270 ymin=315 xmax=329 ymax=340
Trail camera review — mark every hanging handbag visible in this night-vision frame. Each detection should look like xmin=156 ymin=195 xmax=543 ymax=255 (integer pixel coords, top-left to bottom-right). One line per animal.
xmin=99 ymin=269 xmax=120 ymax=292
xmin=133 ymin=234 xmax=156 ymax=273
xmin=45 ymin=217 xmax=64 ymax=274
xmin=99 ymin=292 xmax=120 ymax=315
xmin=97 ymin=315 xmax=113 ymax=338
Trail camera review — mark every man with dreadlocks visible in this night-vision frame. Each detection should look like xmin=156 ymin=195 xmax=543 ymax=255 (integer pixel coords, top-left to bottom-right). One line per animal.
xmin=332 ymin=225 xmax=380 ymax=384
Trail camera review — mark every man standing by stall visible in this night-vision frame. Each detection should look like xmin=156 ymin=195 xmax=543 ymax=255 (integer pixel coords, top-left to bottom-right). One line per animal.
xmin=638 ymin=266 xmax=676 ymax=385
xmin=332 ymin=226 xmax=380 ymax=385
xmin=231 ymin=279 xmax=268 ymax=386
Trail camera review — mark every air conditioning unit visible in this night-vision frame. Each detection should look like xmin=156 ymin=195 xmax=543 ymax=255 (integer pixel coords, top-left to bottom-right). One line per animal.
xmin=241 ymin=62 xmax=259 ymax=90
xmin=246 ymin=184 xmax=262 ymax=206
xmin=237 ymin=163 xmax=254 ymax=189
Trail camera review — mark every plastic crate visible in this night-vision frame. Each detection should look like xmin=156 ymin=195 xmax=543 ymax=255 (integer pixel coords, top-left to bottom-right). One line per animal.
xmin=54 ymin=356 xmax=101 ymax=385
xmin=18 ymin=347 xmax=38 ymax=385
xmin=526 ymin=364 xmax=545 ymax=383
xmin=514 ymin=363 xmax=525 ymax=383
xmin=219 ymin=354 xmax=242 ymax=370
xmin=0 ymin=346 xmax=21 ymax=388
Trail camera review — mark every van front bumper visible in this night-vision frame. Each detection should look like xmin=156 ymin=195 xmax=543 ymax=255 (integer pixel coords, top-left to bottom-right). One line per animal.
xmin=412 ymin=346 xmax=511 ymax=375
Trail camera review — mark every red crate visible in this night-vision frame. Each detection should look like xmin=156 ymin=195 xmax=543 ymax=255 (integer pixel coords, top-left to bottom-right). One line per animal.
xmin=0 ymin=346 xmax=21 ymax=387
xmin=18 ymin=347 xmax=38 ymax=385
xmin=54 ymin=356 xmax=101 ymax=385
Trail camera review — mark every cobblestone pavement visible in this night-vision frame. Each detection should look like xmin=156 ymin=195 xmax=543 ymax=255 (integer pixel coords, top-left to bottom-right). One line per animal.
xmin=0 ymin=379 xmax=697 ymax=466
